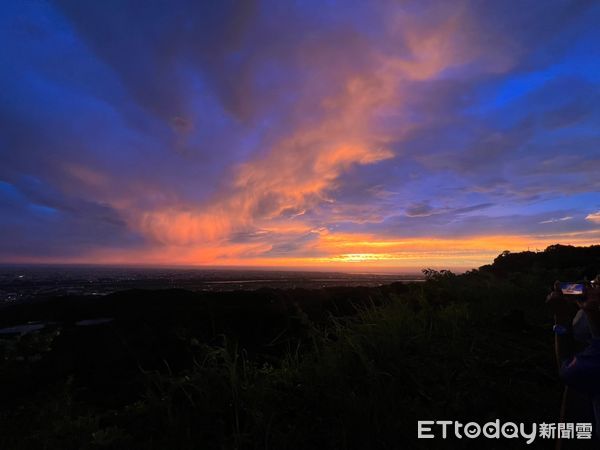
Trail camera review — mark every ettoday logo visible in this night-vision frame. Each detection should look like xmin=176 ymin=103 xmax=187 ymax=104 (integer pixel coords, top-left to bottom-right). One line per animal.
xmin=417 ymin=420 xmax=593 ymax=444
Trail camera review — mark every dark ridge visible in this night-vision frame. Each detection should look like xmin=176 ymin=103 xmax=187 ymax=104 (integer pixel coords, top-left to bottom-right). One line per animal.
xmin=481 ymin=243 xmax=600 ymax=280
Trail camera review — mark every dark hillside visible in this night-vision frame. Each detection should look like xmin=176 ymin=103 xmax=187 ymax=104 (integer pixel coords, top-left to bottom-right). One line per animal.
xmin=1 ymin=245 xmax=599 ymax=449
xmin=483 ymin=244 xmax=600 ymax=280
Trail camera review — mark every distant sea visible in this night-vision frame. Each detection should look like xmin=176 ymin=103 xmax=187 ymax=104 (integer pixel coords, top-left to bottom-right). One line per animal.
xmin=0 ymin=266 xmax=423 ymax=304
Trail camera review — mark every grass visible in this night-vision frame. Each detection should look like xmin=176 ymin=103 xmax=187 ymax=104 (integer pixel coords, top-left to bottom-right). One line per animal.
xmin=0 ymin=268 xmax=579 ymax=449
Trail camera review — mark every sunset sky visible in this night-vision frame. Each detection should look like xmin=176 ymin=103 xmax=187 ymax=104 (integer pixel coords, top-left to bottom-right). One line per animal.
xmin=1 ymin=1 xmax=599 ymax=272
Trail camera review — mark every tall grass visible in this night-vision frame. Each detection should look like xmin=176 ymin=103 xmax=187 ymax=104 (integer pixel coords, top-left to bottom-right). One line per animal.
xmin=0 ymin=271 xmax=565 ymax=449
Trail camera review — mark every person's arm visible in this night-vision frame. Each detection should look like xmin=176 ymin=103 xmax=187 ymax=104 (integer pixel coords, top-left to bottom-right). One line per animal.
xmin=546 ymin=284 xmax=578 ymax=371
xmin=578 ymin=283 xmax=600 ymax=337
xmin=554 ymin=329 xmax=574 ymax=371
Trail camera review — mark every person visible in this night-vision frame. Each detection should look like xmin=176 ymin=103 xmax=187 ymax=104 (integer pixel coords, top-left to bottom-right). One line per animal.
xmin=547 ymin=276 xmax=600 ymax=448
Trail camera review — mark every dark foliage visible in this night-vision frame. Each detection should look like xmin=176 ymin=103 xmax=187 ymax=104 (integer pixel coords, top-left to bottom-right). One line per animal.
xmin=485 ymin=244 xmax=600 ymax=282
xmin=1 ymin=245 xmax=599 ymax=449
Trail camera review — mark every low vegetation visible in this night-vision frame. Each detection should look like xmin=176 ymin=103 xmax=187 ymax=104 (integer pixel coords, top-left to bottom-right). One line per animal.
xmin=1 ymin=244 xmax=599 ymax=449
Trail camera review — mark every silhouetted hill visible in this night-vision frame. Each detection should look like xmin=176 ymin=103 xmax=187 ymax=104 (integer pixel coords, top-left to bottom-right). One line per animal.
xmin=481 ymin=244 xmax=600 ymax=280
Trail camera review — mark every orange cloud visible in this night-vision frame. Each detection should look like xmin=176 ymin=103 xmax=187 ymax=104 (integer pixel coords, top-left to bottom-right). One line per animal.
xmin=39 ymin=228 xmax=594 ymax=273
xmin=52 ymin=4 xmax=573 ymax=271
xmin=124 ymin=7 xmax=504 ymax=249
xmin=586 ymin=211 xmax=600 ymax=224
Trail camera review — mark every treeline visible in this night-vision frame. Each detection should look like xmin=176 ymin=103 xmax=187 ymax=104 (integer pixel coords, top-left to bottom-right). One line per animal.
xmin=481 ymin=244 xmax=600 ymax=280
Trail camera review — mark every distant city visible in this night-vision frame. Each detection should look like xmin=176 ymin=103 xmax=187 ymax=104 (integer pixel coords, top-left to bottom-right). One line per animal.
xmin=0 ymin=266 xmax=423 ymax=304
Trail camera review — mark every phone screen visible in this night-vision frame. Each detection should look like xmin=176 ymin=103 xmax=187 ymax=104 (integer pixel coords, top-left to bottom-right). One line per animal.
xmin=560 ymin=282 xmax=584 ymax=295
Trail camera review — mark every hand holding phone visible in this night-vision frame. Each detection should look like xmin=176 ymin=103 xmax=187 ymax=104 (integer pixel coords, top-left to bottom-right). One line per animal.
xmin=560 ymin=282 xmax=584 ymax=296
xmin=546 ymin=280 xmax=579 ymax=326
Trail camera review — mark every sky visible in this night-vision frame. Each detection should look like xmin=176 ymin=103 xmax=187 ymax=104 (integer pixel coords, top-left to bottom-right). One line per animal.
xmin=1 ymin=0 xmax=599 ymax=272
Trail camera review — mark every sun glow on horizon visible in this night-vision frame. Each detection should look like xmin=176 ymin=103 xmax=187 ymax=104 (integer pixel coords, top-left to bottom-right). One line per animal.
xmin=4 ymin=230 xmax=599 ymax=274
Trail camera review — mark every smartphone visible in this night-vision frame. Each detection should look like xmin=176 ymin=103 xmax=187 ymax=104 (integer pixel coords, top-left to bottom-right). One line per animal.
xmin=560 ymin=282 xmax=584 ymax=296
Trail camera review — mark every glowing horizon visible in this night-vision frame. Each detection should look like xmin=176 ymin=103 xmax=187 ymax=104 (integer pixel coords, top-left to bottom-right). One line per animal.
xmin=3 ymin=231 xmax=600 ymax=274
xmin=1 ymin=1 xmax=599 ymax=270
